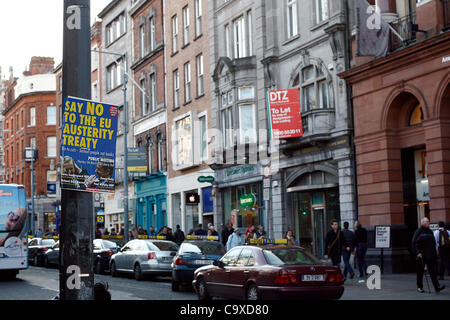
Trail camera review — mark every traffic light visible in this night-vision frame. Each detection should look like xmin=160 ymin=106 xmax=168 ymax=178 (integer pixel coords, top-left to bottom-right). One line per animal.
xmin=34 ymin=213 xmax=37 ymax=221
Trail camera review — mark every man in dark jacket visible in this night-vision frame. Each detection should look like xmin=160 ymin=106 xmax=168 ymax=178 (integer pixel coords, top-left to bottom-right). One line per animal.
xmin=174 ymin=225 xmax=185 ymax=245
xmin=324 ymin=220 xmax=342 ymax=267
xmin=342 ymin=221 xmax=355 ymax=280
xmin=412 ymin=217 xmax=445 ymax=293
xmin=354 ymin=221 xmax=368 ymax=279
xmin=194 ymin=224 xmax=207 ymax=236
xmin=221 ymin=221 xmax=234 ymax=247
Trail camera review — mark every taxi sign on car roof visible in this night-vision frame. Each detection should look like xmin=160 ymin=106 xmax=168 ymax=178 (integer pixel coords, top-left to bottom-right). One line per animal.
xmin=137 ymin=235 xmax=167 ymax=240
xmin=249 ymin=238 xmax=289 ymax=245
xmin=185 ymin=235 xmax=219 ymax=241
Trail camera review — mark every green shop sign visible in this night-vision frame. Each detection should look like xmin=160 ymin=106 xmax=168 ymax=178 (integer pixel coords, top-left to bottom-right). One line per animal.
xmin=239 ymin=193 xmax=256 ymax=208
xmin=198 ymin=176 xmax=215 ymax=183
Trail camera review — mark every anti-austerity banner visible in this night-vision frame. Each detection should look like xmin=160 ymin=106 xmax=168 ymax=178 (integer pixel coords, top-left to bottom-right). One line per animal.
xmin=267 ymin=88 xmax=303 ymax=140
xmin=60 ymin=96 xmax=119 ymax=193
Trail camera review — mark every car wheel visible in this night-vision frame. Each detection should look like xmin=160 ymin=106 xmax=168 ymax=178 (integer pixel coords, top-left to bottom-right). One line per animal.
xmin=246 ymin=284 xmax=259 ymax=301
xmin=172 ymin=280 xmax=180 ymax=292
xmin=134 ymin=264 xmax=144 ymax=281
xmin=95 ymin=260 xmax=102 ymax=275
xmin=196 ymin=277 xmax=211 ymax=300
xmin=110 ymin=261 xmax=118 ymax=277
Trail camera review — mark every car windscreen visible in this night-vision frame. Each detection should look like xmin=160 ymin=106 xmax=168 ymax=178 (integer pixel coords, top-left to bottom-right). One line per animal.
xmin=181 ymin=241 xmax=223 ymax=255
xmin=146 ymin=241 xmax=178 ymax=251
xmin=263 ymin=248 xmax=321 ymax=266
xmin=102 ymin=240 xmax=118 ymax=249
xmin=41 ymin=239 xmax=56 ymax=246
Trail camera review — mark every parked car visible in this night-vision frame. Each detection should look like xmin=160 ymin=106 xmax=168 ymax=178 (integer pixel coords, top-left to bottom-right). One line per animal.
xmin=43 ymin=241 xmax=59 ymax=268
xmin=110 ymin=239 xmax=178 ymax=281
xmin=28 ymin=238 xmax=56 ymax=266
xmin=192 ymin=244 xmax=344 ymax=300
xmin=172 ymin=239 xmax=225 ymax=291
xmin=93 ymin=239 xmax=120 ymax=274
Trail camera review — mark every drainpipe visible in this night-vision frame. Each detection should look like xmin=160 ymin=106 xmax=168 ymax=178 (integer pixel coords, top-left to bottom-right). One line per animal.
xmin=343 ymin=0 xmax=359 ymax=222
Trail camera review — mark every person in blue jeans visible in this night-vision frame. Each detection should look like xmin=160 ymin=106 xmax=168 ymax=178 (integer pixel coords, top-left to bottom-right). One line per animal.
xmin=341 ymin=221 xmax=355 ymax=280
xmin=354 ymin=221 xmax=368 ymax=279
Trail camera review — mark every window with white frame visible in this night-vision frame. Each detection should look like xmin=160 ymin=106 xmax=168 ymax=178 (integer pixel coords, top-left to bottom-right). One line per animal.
xmin=106 ymin=13 xmax=126 ymax=46
xmin=149 ymin=17 xmax=156 ymax=51
xmin=172 ymin=15 xmax=178 ymax=53
xmin=184 ymin=62 xmax=191 ymax=103
xmin=247 ymin=10 xmax=253 ymax=56
xmin=298 ymin=65 xmax=330 ymax=112
xmin=106 ymin=58 xmax=123 ymax=91
xmin=47 ymin=105 xmax=57 ymax=125
xmin=183 ymin=6 xmax=190 ymax=46
xmin=140 ymin=79 xmax=147 ymax=116
xmin=287 ymin=0 xmax=298 ymax=38
xmin=157 ymin=136 xmax=164 ymax=171
xmin=150 ymin=72 xmax=157 ymax=111
xmin=139 ymin=24 xmax=146 ymax=58
xmin=147 ymin=139 xmax=153 ymax=174
xmin=238 ymin=86 xmax=254 ymax=100
xmin=239 ymin=104 xmax=256 ymax=144
xmin=30 ymin=137 xmax=36 ymax=149
xmin=47 ymin=136 xmax=57 ymax=158
xmin=316 ymin=0 xmax=329 ymax=24
xmin=233 ymin=16 xmax=246 ymax=59
xmin=195 ymin=0 xmax=202 ymax=37
xmin=29 ymin=107 xmax=36 ymax=126
xmin=175 ymin=115 xmax=192 ymax=167
xmin=199 ymin=114 xmax=207 ymax=160
xmin=225 ymin=24 xmax=231 ymax=58
xmin=221 ymin=107 xmax=233 ymax=148
xmin=173 ymin=69 xmax=180 ymax=108
xmin=91 ymin=46 xmax=99 ymax=71
xmin=196 ymin=54 xmax=204 ymax=97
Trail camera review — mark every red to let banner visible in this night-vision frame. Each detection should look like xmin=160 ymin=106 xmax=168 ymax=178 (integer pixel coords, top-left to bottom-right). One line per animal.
xmin=267 ymin=88 xmax=303 ymax=140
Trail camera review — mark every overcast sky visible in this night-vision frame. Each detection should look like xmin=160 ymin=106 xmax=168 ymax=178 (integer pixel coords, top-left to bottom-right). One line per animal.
xmin=0 ymin=0 xmax=111 ymax=79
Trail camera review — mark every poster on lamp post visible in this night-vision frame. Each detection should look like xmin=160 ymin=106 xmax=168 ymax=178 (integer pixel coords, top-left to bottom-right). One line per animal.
xmin=60 ymin=96 xmax=119 ymax=193
xmin=267 ymin=88 xmax=303 ymax=140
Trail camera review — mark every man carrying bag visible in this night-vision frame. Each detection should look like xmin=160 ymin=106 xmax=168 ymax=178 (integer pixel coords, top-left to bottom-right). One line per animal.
xmin=324 ymin=220 xmax=342 ymax=268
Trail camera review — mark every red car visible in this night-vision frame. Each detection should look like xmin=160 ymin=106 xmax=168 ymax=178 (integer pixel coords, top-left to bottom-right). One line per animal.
xmin=192 ymin=245 xmax=344 ymax=300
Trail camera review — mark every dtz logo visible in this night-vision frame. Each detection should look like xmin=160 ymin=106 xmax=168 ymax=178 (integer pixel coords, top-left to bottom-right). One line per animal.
xmin=269 ymin=91 xmax=289 ymax=103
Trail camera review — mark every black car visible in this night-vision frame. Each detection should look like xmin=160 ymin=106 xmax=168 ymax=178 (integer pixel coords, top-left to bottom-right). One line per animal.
xmin=28 ymin=238 xmax=56 ymax=266
xmin=93 ymin=239 xmax=120 ymax=274
xmin=43 ymin=241 xmax=60 ymax=268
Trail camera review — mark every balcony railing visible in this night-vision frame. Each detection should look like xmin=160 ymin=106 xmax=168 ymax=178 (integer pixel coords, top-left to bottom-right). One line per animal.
xmin=388 ymin=12 xmax=418 ymax=52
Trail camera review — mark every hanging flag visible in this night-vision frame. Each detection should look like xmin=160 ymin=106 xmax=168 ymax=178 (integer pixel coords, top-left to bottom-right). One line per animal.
xmin=355 ymin=0 xmax=390 ymax=58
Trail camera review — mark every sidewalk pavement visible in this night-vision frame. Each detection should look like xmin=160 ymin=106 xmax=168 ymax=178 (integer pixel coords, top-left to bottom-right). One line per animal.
xmin=341 ymin=273 xmax=450 ymax=300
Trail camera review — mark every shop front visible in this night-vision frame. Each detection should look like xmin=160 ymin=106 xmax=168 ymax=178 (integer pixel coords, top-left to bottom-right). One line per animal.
xmin=214 ymin=163 xmax=265 ymax=232
xmin=135 ymin=173 xmax=167 ymax=232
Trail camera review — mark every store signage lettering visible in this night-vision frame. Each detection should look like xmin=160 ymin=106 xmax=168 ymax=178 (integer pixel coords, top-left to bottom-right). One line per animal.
xmin=226 ymin=165 xmax=255 ymax=177
xmin=198 ymin=176 xmax=215 ymax=183
xmin=375 ymin=226 xmax=391 ymax=249
xmin=267 ymin=88 xmax=303 ymax=140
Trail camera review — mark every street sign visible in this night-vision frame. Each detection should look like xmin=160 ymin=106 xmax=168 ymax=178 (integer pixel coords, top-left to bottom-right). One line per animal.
xmin=375 ymin=225 xmax=391 ymax=248
xmin=96 ymin=216 xmax=104 ymax=223
xmin=198 ymin=176 xmax=215 ymax=183
xmin=60 ymin=96 xmax=119 ymax=194
xmin=127 ymin=147 xmax=147 ymax=177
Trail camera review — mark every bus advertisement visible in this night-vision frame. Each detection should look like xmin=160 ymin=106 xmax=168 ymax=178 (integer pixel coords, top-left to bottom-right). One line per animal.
xmin=0 ymin=185 xmax=28 ymax=278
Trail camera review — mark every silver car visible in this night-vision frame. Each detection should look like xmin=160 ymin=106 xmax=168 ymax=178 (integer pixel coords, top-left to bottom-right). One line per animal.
xmin=110 ymin=239 xmax=178 ymax=281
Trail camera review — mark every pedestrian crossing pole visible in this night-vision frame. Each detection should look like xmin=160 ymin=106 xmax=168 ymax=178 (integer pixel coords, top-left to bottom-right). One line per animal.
xmin=59 ymin=0 xmax=94 ymax=300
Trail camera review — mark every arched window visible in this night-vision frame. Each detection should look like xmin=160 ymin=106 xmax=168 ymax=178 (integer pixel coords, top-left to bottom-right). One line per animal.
xmin=409 ymin=104 xmax=423 ymax=126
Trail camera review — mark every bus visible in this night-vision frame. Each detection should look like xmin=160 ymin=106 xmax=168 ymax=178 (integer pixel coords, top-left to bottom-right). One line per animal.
xmin=0 ymin=185 xmax=28 ymax=279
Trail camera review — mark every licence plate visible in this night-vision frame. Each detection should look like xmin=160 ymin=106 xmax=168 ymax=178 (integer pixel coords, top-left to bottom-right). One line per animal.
xmin=302 ymin=274 xmax=324 ymax=282
xmin=193 ymin=260 xmax=213 ymax=265
xmin=162 ymin=257 xmax=172 ymax=262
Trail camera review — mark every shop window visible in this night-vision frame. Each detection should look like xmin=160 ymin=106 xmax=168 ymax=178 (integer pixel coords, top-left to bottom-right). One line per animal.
xmin=409 ymin=104 xmax=423 ymax=126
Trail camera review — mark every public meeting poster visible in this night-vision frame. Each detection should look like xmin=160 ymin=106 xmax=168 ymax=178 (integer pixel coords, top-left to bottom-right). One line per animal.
xmin=60 ymin=96 xmax=119 ymax=194
xmin=267 ymin=88 xmax=303 ymax=140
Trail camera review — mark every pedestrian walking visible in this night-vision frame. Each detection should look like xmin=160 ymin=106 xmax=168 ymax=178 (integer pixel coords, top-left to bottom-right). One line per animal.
xmin=148 ymin=226 xmax=157 ymax=237
xmin=354 ymin=221 xmax=368 ymax=279
xmin=221 ymin=221 xmax=234 ymax=247
xmin=245 ymin=225 xmax=256 ymax=243
xmin=167 ymin=228 xmax=175 ymax=242
xmin=95 ymin=227 xmax=102 ymax=239
xmin=284 ymin=229 xmax=296 ymax=246
xmin=195 ymin=224 xmax=207 ymax=236
xmin=226 ymin=228 xmax=242 ymax=251
xmin=208 ymin=225 xmax=219 ymax=237
xmin=137 ymin=225 xmax=145 ymax=235
xmin=174 ymin=225 xmax=185 ymax=245
xmin=434 ymin=221 xmax=450 ymax=280
xmin=36 ymin=228 xmax=43 ymax=238
xmin=412 ymin=217 xmax=445 ymax=293
xmin=341 ymin=221 xmax=355 ymax=280
xmin=188 ymin=229 xmax=195 ymax=236
xmin=324 ymin=220 xmax=342 ymax=268
xmin=110 ymin=228 xmax=117 ymax=236
xmin=254 ymin=225 xmax=267 ymax=239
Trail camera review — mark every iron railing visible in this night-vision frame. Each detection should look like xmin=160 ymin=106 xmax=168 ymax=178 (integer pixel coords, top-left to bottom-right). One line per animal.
xmin=388 ymin=12 xmax=418 ymax=52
